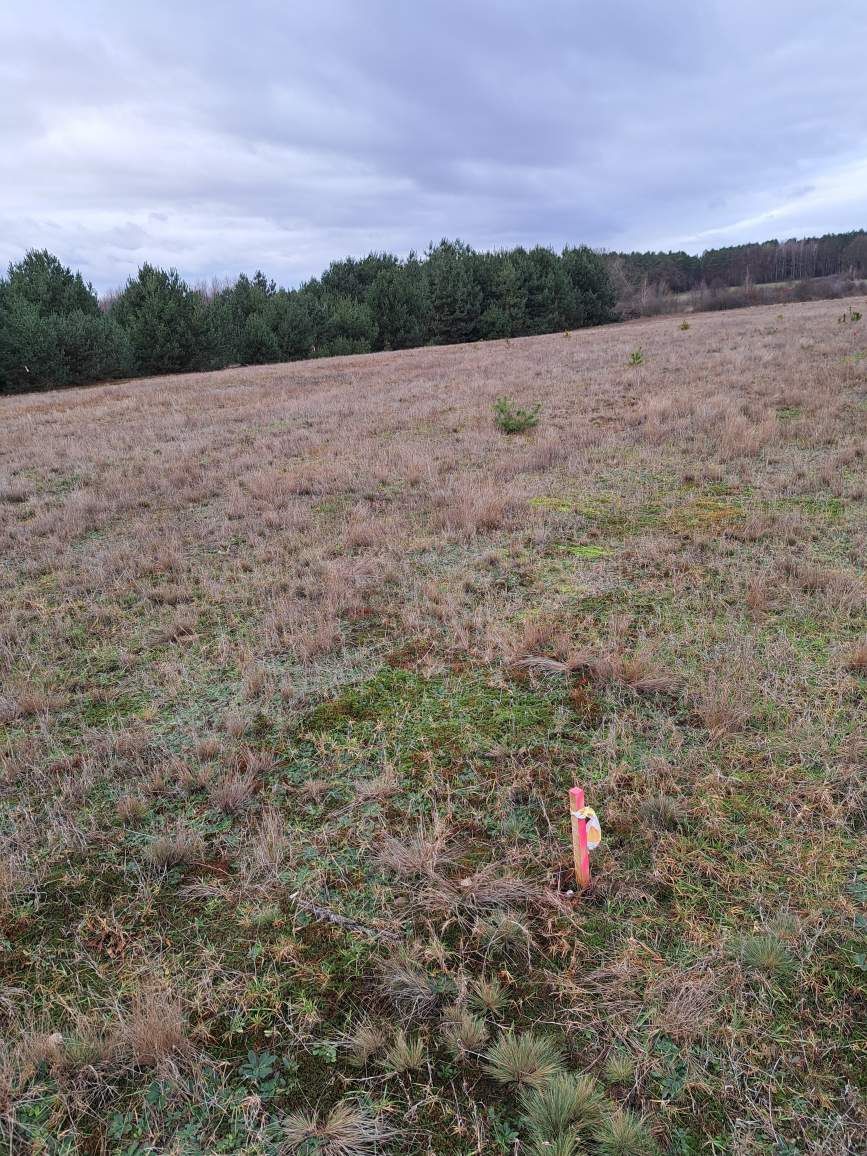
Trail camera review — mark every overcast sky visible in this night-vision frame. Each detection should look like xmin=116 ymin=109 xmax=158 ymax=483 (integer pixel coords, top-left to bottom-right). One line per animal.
xmin=2 ymin=0 xmax=866 ymax=290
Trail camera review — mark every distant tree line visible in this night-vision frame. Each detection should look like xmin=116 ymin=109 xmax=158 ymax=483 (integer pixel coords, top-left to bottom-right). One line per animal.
xmin=0 ymin=241 xmax=615 ymax=394
xmin=3 ymin=228 xmax=864 ymax=394
xmin=610 ymin=229 xmax=867 ymax=296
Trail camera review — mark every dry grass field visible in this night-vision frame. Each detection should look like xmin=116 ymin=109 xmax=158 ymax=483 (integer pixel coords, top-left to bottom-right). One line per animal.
xmin=1 ymin=298 xmax=865 ymax=1154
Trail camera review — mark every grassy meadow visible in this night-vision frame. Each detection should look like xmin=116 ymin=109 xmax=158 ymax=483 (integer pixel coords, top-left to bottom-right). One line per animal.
xmin=1 ymin=297 xmax=865 ymax=1154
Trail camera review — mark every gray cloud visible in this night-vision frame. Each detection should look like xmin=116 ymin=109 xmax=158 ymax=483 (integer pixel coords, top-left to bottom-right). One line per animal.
xmin=1 ymin=0 xmax=865 ymax=289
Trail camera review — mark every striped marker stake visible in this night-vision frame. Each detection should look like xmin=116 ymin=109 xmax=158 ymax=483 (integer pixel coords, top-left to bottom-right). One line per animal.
xmin=569 ymin=786 xmax=592 ymax=890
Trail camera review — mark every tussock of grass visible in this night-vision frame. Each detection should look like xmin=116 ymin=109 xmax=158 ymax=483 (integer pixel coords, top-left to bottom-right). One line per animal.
xmin=603 ymin=1049 xmax=636 ymax=1087
xmin=845 ymin=636 xmax=867 ymax=674
xmin=526 ymin=1136 xmax=582 ymax=1156
xmin=514 ymin=651 xmax=679 ymax=696
xmin=483 ymin=1030 xmax=565 ymax=1089
xmin=638 ymin=793 xmax=686 ymax=831
xmin=381 ymin=1028 xmax=426 ymax=1074
xmin=376 ymin=818 xmax=456 ymax=877
xmin=280 ymin=1101 xmax=390 ymax=1155
xmin=520 ymin=1071 xmax=607 ymax=1140
xmin=335 ymin=1019 xmax=388 ymax=1068
xmin=376 ymin=956 xmax=441 ymax=1020
xmin=114 ymin=991 xmax=192 ymax=1069
xmin=144 ymin=824 xmax=204 ymax=870
xmin=422 ymin=863 xmax=541 ymax=918
xmin=468 ymin=976 xmax=509 ymax=1016
xmin=594 ymin=1109 xmax=657 ymax=1156
xmin=439 ymin=1005 xmax=489 ymax=1056
xmin=210 ymin=770 xmax=256 ymax=815
xmin=738 ymin=934 xmax=797 ymax=980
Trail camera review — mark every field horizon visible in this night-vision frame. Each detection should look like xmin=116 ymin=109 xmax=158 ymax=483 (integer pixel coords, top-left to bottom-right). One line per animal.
xmin=1 ymin=295 xmax=865 ymax=1154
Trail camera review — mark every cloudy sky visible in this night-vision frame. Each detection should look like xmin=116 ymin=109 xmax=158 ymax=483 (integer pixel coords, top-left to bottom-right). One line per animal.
xmin=2 ymin=0 xmax=866 ymax=290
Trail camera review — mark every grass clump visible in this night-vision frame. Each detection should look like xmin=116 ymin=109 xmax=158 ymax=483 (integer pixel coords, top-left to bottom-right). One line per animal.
xmin=845 ymin=637 xmax=867 ymax=674
xmin=376 ymin=956 xmax=442 ymax=1020
xmin=144 ymin=824 xmax=204 ymax=870
xmin=116 ymin=991 xmax=192 ymax=1069
xmin=494 ymin=396 xmax=541 ymax=433
xmin=603 ymin=1050 xmax=636 ymax=1086
xmin=638 ymin=793 xmax=686 ymax=831
xmin=381 ymin=1029 xmax=426 ymax=1075
xmin=280 ymin=1101 xmax=390 ymax=1155
xmin=440 ymin=1005 xmax=489 ymax=1056
xmin=520 ymin=1071 xmax=607 ymax=1141
xmin=483 ymin=1030 xmax=564 ymax=1089
xmin=738 ymin=934 xmax=797 ymax=980
xmin=526 ymin=1137 xmax=582 ymax=1156
xmin=468 ymin=976 xmax=509 ymax=1016
xmin=594 ymin=1108 xmax=657 ymax=1155
xmin=627 ymin=348 xmax=644 ymax=365
xmin=376 ymin=821 xmax=455 ymax=877
xmin=337 ymin=1019 xmax=388 ymax=1068
xmin=475 ymin=908 xmax=533 ymax=959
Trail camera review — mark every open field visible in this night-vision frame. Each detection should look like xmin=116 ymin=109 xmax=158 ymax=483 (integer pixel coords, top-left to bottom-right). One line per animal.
xmin=1 ymin=297 xmax=865 ymax=1154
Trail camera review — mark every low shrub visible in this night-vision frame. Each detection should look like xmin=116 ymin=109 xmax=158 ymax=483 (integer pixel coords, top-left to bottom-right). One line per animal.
xmin=493 ymin=396 xmax=541 ymax=434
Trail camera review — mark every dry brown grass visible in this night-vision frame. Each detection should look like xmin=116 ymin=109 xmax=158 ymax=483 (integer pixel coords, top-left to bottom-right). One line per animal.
xmin=0 ymin=297 xmax=855 ymax=682
xmin=279 ymin=1101 xmax=390 ymax=1155
xmin=210 ymin=770 xmax=257 ymax=815
xmin=113 ymin=990 xmax=192 ymax=1070
xmin=516 ymin=651 xmax=679 ymax=696
xmin=144 ymin=823 xmax=205 ymax=870
xmin=1 ymin=297 xmax=864 ymax=1153
xmin=844 ymin=637 xmax=867 ymax=674
xmin=376 ymin=818 xmax=457 ymax=877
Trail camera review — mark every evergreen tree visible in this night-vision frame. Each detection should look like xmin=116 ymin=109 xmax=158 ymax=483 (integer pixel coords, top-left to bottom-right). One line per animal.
xmin=7 ymin=249 xmax=99 ymax=317
xmin=52 ymin=312 xmax=133 ymax=385
xmin=562 ymin=246 xmax=617 ymax=326
xmin=368 ymin=260 xmax=430 ymax=349
xmin=273 ymin=291 xmax=317 ymax=360
xmin=320 ymin=253 xmax=398 ymax=303
xmin=518 ymin=247 xmax=576 ymax=334
xmin=479 ymin=303 xmax=511 ymax=339
xmin=490 ymin=256 xmax=528 ymax=336
xmin=110 ymin=265 xmax=207 ymax=375
xmin=239 ymin=311 xmax=280 ymax=364
xmin=426 ymin=240 xmax=483 ymax=344
xmin=0 ymin=259 xmax=131 ymax=392
xmin=319 ymin=296 xmax=376 ymax=356
xmin=201 ymin=291 xmax=241 ymax=368
xmin=0 ymin=290 xmax=57 ymax=391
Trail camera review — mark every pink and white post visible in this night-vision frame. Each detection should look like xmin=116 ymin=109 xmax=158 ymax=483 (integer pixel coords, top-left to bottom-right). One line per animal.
xmin=569 ymin=786 xmax=592 ymax=890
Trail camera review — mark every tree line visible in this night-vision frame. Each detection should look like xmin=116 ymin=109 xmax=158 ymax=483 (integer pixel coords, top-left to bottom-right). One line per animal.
xmin=3 ymin=228 xmax=864 ymax=394
xmin=610 ymin=229 xmax=867 ymax=296
xmin=0 ymin=241 xmax=615 ymax=394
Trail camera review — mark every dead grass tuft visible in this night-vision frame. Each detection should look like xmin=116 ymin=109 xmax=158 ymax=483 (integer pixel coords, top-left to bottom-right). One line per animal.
xmin=114 ymin=991 xmax=193 ymax=1069
xmin=0 ymin=687 xmax=60 ymax=723
xmin=420 ymin=864 xmax=541 ymax=922
xmin=376 ymin=818 xmax=457 ymax=877
xmin=696 ymin=674 xmax=753 ymax=735
xmin=144 ymin=824 xmax=204 ymax=870
xmin=115 ymin=794 xmax=147 ymax=822
xmin=210 ymin=771 xmax=257 ymax=815
xmin=516 ymin=651 xmax=679 ymax=696
xmin=279 ymin=1101 xmax=391 ymax=1155
xmin=335 ymin=1019 xmax=388 ymax=1068
xmin=376 ymin=955 xmax=441 ymax=1020
xmin=844 ymin=637 xmax=867 ymax=675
